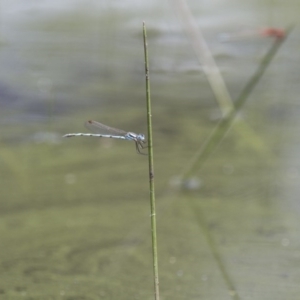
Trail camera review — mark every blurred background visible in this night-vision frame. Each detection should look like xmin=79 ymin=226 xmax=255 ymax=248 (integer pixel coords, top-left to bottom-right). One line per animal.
xmin=1 ymin=0 xmax=300 ymax=299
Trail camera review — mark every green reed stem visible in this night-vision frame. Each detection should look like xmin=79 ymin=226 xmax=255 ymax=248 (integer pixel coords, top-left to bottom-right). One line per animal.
xmin=143 ymin=21 xmax=160 ymax=300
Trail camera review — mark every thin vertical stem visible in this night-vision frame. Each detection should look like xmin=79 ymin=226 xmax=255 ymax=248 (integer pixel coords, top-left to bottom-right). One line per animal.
xmin=143 ymin=21 xmax=160 ymax=300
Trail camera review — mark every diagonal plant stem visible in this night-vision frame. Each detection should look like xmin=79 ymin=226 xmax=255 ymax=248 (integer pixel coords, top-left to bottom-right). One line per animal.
xmin=143 ymin=21 xmax=160 ymax=300
xmin=172 ymin=0 xmax=282 ymax=157
xmin=188 ymin=197 xmax=241 ymax=300
xmin=181 ymin=25 xmax=293 ymax=180
xmin=173 ymin=0 xmax=234 ymax=115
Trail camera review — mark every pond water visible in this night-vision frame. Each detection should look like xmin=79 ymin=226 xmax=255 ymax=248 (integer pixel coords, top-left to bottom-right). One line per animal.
xmin=0 ymin=1 xmax=300 ymax=299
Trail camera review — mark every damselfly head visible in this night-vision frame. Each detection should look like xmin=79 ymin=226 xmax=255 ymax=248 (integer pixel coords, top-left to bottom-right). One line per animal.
xmin=137 ymin=134 xmax=146 ymax=142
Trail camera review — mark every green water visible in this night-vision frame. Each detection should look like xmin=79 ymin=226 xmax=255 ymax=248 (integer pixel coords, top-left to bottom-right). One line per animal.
xmin=1 ymin=1 xmax=300 ymax=299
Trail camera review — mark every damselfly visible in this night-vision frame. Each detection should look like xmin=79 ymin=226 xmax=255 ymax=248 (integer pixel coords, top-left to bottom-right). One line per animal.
xmin=219 ymin=27 xmax=285 ymax=42
xmin=63 ymin=120 xmax=147 ymax=155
